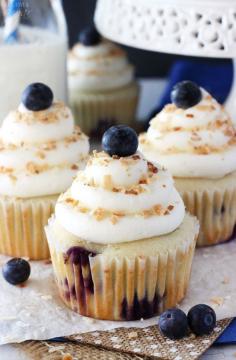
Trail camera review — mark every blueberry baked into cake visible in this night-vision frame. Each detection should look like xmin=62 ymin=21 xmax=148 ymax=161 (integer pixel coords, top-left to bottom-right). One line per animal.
xmin=46 ymin=125 xmax=199 ymax=320
xmin=140 ymin=81 xmax=236 ymax=246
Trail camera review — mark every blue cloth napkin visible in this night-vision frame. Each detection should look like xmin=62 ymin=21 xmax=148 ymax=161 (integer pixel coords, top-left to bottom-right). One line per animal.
xmin=148 ymin=59 xmax=233 ymax=122
xmin=215 ymin=318 xmax=236 ymax=344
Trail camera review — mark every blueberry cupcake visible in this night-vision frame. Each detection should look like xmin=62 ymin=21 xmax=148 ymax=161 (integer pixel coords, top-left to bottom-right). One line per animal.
xmin=140 ymin=81 xmax=236 ymax=246
xmin=0 ymin=83 xmax=89 ymax=260
xmin=68 ymin=26 xmax=139 ymax=137
xmin=46 ymin=125 xmax=199 ymax=320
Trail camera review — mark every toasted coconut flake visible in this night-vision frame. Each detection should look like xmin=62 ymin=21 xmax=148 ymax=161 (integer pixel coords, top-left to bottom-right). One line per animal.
xmin=194 ymin=145 xmax=211 ymax=155
xmin=93 ymin=208 xmax=106 ymax=221
xmin=153 ymin=204 xmax=163 ymax=215
xmin=42 ymin=141 xmax=57 ymax=151
xmin=71 ymin=164 xmax=78 ymax=170
xmin=147 ymin=161 xmax=158 ymax=174
xmin=210 ymin=296 xmax=224 ymax=306
xmin=9 ymin=174 xmax=17 ymax=182
xmin=79 ymin=206 xmax=89 ymax=213
xmin=113 ymin=211 xmax=125 ymax=217
xmin=36 ymin=151 xmax=46 ymax=159
xmin=164 ymin=104 xmax=176 ymax=112
xmin=26 ymin=162 xmax=49 ymax=174
xmin=139 ymin=178 xmax=148 ymax=185
xmin=0 ymin=166 xmax=13 ymax=174
xmin=125 ymin=189 xmax=138 ymax=195
xmin=110 ymin=215 xmax=119 ymax=224
xmin=103 ymin=174 xmax=113 ymax=190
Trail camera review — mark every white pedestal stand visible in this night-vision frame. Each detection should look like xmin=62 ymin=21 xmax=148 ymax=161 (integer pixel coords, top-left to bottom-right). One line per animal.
xmin=95 ymin=0 xmax=236 ymax=120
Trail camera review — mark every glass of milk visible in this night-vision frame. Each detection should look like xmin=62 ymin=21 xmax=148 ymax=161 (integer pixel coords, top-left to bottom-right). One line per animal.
xmin=0 ymin=0 xmax=68 ymax=122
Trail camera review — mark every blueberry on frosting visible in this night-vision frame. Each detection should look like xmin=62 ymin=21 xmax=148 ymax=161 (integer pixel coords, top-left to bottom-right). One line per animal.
xmin=21 ymin=83 xmax=54 ymax=111
xmin=102 ymin=125 xmax=138 ymax=157
xmin=2 ymin=258 xmax=31 ymax=285
xmin=171 ymin=80 xmax=202 ymax=109
xmin=79 ymin=25 xmax=101 ymax=46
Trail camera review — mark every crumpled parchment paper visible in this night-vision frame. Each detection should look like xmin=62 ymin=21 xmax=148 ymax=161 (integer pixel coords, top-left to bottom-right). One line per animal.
xmin=0 ymin=240 xmax=235 ymax=345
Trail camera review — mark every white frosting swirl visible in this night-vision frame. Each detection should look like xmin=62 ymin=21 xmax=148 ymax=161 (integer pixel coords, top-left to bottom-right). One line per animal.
xmin=68 ymin=40 xmax=134 ymax=91
xmin=139 ymin=90 xmax=236 ymax=178
xmin=0 ymin=102 xmax=89 ymax=198
xmin=55 ymin=152 xmax=185 ymax=244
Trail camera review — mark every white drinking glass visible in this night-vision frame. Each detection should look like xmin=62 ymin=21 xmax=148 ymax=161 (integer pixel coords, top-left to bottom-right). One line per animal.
xmin=0 ymin=0 xmax=68 ymax=122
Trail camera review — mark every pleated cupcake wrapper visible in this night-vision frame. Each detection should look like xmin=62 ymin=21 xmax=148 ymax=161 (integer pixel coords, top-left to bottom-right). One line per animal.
xmin=69 ymin=82 xmax=139 ymax=136
xmin=47 ymin=228 xmax=197 ymax=321
xmin=176 ymin=182 xmax=236 ymax=247
xmin=0 ymin=195 xmax=57 ymax=260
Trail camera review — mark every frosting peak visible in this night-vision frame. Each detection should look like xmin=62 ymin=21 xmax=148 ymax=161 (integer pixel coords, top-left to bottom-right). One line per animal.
xmin=84 ymin=151 xmax=148 ymax=188
xmin=68 ymin=40 xmax=134 ymax=91
xmin=140 ymin=89 xmax=236 ymax=178
xmin=0 ymin=102 xmax=89 ymax=197
xmin=55 ymin=151 xmax=185 ymax=244
xmin=1 ymin=102 xmax=74 ymax=145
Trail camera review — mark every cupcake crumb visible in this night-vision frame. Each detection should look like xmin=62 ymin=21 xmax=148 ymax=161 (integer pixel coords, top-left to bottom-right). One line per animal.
xmin=210 ymin=296 xmax=224 ymax=306
xmin=154 ymin=204 xmax=163 ymax=215
xmin=0 ymin=166 xmax=13 ymax=174
xmin=103 ymin=175 xmax=113 ymax=190
xmin=62 ymin=354 xmax=73 ymax=360
xmin=222 ymin=277 xmax=230 ymax=284
xmin=9 ymin=174 xmax=17 ymax=182
xmin=35 ymin=151 xmax=46 ymax=159
xmin=110 ymin=215 xmax=119 ymax=224
xmin=42 ymin=141 xmax=57 ymax=151
xmin=93 ymin=208 xmax=106 ymax=221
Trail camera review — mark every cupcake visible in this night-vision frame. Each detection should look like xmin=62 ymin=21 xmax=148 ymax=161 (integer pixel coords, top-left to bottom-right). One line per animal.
xmin=46 ymin=125 xmax=199 ymax=320
xmin=139 ymin=81 xmax=236 ymax=247
xmin=0 ymin=83 xmax=89 ymax=260
xmin=68 ymin=26 xmax=139 ymax=138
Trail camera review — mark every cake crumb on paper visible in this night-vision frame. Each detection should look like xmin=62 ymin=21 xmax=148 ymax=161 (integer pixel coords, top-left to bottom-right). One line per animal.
xmin=210 ymin=296 xmax=224 ymax=306
xmin=222 ymin=277 xmax=230 ymax=284
xmin=62 ymin=354 xmax=73 ymax=360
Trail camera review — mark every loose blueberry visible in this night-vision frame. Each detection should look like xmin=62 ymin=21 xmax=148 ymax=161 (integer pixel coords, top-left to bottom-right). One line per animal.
xmin=187 ymin=304 xmax=216 ymax=336
xmin=2 ymin=258 xmax=31 ymax=285
xmin=171 ymin=80 xmax=202 ymax=109
xmin=159 ymin=308 xmax=188 ymax=340
xmin=102 ymin=125 xmax=138 ymax=157
xmin=79 ymin=26 xmax=101 ymax=46
xmin=21 ymin=83 xmax=54 ymax=111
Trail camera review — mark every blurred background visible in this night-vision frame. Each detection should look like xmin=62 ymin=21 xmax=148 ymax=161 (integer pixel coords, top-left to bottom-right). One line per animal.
xmin=63 ymin=0 xmax=233 ymax=121
xmin=62 ymin=0 xmax=231 ymax=79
